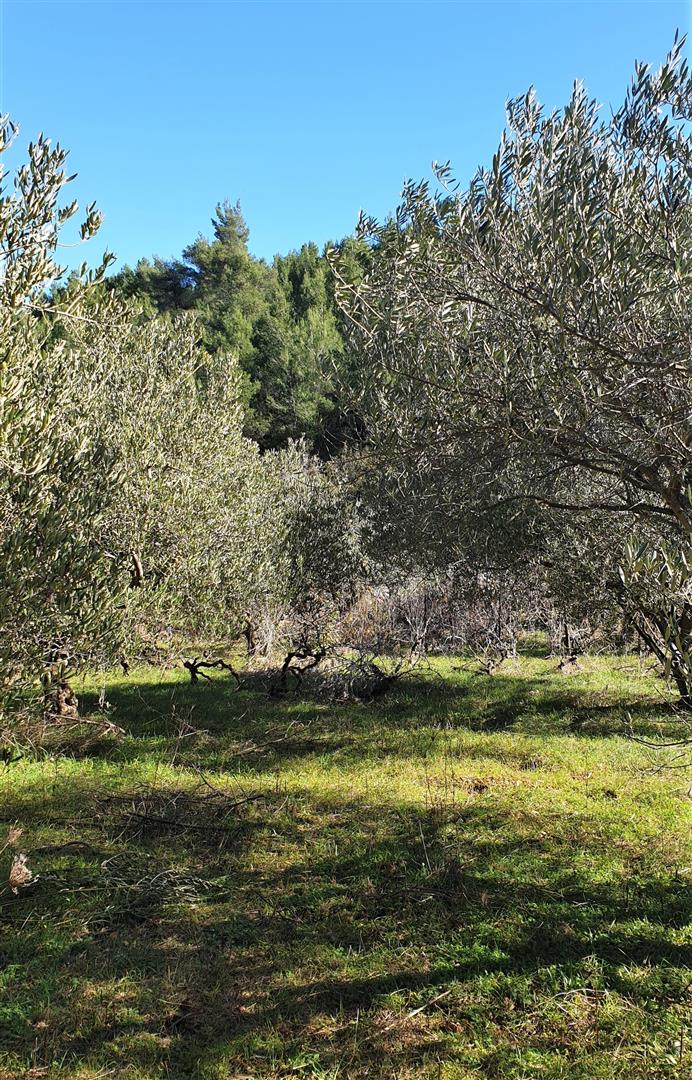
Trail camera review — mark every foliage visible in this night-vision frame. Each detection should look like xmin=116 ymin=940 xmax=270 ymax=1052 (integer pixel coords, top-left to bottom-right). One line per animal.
xmin=113 ymin=208 xmax=362 ymax=452
xmin=1 ymin=120 xmax=349 ymax=698
xmin=49 ymin=297 xmax=282 ymax=655
xmin=239 ymin=443 xmax=366 ymax=661
xmin=335 ymin=38 xmax=692 ymax=701
xmin=0 ymin=118 xmax=120 ymax=695
xmin=619 ymin=534 xmax=692 ymax=705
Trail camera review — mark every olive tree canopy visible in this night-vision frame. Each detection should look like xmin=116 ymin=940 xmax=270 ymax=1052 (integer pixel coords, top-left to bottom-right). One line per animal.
xmin=335 ymin=38 xmax=692 ymax=701
xmin=0 ymin=118 xmax=305 ymax=702
xmin=0 ymin=118 xmax=122 ymax=696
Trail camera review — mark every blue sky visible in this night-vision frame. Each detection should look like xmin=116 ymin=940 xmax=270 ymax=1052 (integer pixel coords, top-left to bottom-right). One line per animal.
xmin=1 ymin=1 xmax=688 ymax=271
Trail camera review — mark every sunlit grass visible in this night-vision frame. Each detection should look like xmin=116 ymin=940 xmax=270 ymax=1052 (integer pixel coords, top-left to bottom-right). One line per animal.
xmin=0 ymin=654 xmax=689 ymax=1078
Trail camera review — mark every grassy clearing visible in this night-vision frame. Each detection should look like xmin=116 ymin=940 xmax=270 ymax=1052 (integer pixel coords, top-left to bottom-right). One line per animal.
xmin=0 ymin=653 xmax=690 ymax=1078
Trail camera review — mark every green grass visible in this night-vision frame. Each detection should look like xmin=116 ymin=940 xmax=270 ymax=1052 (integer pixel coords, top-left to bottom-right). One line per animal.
xmin=0 ymin=653 xmax=690 ymax=1078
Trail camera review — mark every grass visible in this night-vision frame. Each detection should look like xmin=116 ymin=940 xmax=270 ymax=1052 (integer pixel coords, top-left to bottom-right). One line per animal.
xmin=0 ymin=651 xmax=690 ymax=1078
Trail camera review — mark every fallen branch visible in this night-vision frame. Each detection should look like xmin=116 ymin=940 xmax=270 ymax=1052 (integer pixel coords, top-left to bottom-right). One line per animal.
xmin=94 ymin=783 xmax=267 ymax=842
xmin=31 ymin=840 xmax=107 ymax=857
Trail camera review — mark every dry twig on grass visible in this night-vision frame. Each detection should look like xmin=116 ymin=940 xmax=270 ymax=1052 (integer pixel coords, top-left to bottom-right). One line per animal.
xmin=93 ymin=782 xmax=267 ymax=845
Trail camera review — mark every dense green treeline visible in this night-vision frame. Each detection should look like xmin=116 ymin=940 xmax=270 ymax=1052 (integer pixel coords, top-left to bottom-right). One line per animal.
xmin=111 ymin=200 xmax=369 ymax=452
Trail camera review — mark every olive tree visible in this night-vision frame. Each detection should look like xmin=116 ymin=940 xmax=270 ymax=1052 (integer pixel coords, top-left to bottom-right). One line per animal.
xmin=50 ymin=297 xmax=275 ymax=654
xmin=0 ymin=118 xmax=120 ymax=699
xmin=0 ymin=117 xmax=280 ymax=703
xmin=335 ymin=39 xmax=692 ymax=702
xmin=238 ymin=441 xmax=366 ymax=661
xmin=40 ymin=292 xmax=361 ymax=670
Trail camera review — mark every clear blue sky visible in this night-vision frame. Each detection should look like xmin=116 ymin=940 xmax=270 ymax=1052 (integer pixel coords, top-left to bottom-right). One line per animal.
xmin=1 ymin=1 xmax=688 ymax=271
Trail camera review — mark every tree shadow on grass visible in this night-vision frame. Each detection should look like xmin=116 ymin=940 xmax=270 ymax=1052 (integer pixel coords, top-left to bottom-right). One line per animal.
xmin=57 ymin=661 xmax=686 ymax=779
xmin=0 ymin=775 xmax=688 ymax=1079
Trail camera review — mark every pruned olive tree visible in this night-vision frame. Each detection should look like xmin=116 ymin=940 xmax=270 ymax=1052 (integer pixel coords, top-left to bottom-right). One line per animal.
xmin=334 ymin=38 xmax=692 ymax=703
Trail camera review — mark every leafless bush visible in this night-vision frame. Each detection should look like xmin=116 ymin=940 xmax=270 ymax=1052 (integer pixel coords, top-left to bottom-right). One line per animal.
xmin=320 ymin=647 xmax=425 ymax=701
